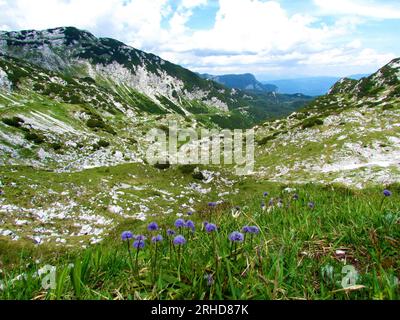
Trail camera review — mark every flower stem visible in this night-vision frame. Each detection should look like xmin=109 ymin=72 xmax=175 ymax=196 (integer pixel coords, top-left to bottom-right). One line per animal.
xmin=127 ymin=240 xmax=134 ymax=271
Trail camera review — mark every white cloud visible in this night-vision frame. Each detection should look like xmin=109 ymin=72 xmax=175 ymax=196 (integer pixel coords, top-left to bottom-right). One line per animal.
xmin=0 ymin=0 xmax=396 ymax=78
xmin=0 ymin=0 xmax=170 ymax=48
xmin=314 ymin=0 xmax=400 ymax=19
xmin=157 ymin=0 xmax=395 ymax=77
xmin=181 ymin=0 xmax=208 ymax=9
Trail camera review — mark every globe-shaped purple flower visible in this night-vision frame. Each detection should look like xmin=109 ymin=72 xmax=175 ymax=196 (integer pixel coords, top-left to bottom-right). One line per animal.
xmin=242 ymin=226 xmax=260 ymax=234
xmin=263 ymin=192 xmax=269 ymax=197
xmin=208 ymin=202 xmax=217 ymax=207
xmin=308 ymin=202 xmax=315 ymax=209
xmin=152 ymin=235 xmax=163 ymax=243
xmin=175 ymin=218 xmax=185 ymax=228
xmin=173 ymin=235 xmax=186 ymax=246
xmin=167 ymin=229 xmax=176 ymax=236
xmin=147 ymin=222 xmax=159 ymax=231
xmin=185 ymin=220 xmax=195 ymax=230
xmin=135 ymin=235 xmax=146 ymax=241
xmin=121 ymin=231 xmax=134 ymax=241
xmin=229 ymin=231 xmax=244 ymax=242
xmin=205 ymin=223 xmax=217 ymax=233
xmin=133 ymin=240 xmax=145 ymax=249
xmin=383 ymin=190 xmax=392 ymax=197
xmin=249 ymin=226 xmax=260 ymax=234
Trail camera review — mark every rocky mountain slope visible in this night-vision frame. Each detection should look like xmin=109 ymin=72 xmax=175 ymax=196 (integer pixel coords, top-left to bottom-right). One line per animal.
xmin=0 ymin=27 xmax=311 ymax=128
xmin=0 ymin=27 xmax=312 ymax=171
xmin=254 ymin=58 xmax=400 ymax=188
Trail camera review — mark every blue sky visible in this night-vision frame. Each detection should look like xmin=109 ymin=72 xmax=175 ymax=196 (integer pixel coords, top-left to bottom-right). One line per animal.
xmin=1 ymin=0 xmax=400 ymax=80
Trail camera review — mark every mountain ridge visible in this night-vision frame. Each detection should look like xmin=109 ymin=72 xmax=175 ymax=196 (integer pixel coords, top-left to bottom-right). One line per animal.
xmin=0 ymin=26 xmax=312 ymax=129
xmin=198 ymin=72 xmax=278 ymax=93
xmin=254 ymin=57 xmax=400 ymax=187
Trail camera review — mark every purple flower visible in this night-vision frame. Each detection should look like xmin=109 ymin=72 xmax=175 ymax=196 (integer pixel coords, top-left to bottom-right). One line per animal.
xmin=208 ymin=202 xmax=217 ymax=207
xmin=261 ymin=202 xmax=266 ymax=209
xmin=242 ymin=226 xmax=260 ymax=234
xmin=203 ymin=221 xmax=209 ymax=227
xmin=204 ymin=274 xmax=214 ymax=286
xmin=263 ymin=192 xmax=269 ymax=197
xmin=121 ymin=231 xmax=133 ymax=241
xmin=229 ymin=231 xmax=244 ymax=242
xmin=173 ymin=235 xmax=186 ymax=246
xmin=147 ymin=222 xmax=159 ymax=231
xmin=167 ymin=229 xmax=176 ymax=236
xmin=249 ymin=226 xmax=260 ymax=234
xmin=293 ymin=194 xmax=299 ymax=200
xmin=133 ymin=240 xmax=145 ymax=249
xmin=187 ymin=211 xmax=193 ymax=216
xmin=205 ymin=223 xmax=217 ymax=233
xmin=175 ymin=219 xmax=185 ymax=228
xmin=135 ymin=235 xmax=146 ymax=241
xmin=152 ymin=235 xmax=163 ymax=243
xmin=383 ymin=190 xmax=392 ymax=197
xmin=308 ymin=202 xmax=315 ymax=209
xmin=268 ymin=199 xmax=274 ymax=206
xmin=185 ymin=220 xmax=195 ymax=230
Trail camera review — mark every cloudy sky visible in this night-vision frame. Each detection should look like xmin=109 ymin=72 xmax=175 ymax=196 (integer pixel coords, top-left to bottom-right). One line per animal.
xmin=1 ymin=0 xmax=400 ymax=80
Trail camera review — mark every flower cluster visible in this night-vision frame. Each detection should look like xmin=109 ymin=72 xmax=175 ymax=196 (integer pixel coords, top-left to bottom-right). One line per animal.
xmin=242 ymin=226 xmax=260 ymax=234
xmin=229 ymin=231 xmax=244 ymax=242
xmin=205 ymin=222 xmax=218 ymax=233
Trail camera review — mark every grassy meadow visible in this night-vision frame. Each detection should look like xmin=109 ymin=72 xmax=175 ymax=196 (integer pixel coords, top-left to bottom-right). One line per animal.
xmin=0 ymin=165 xmax=399 ymax=300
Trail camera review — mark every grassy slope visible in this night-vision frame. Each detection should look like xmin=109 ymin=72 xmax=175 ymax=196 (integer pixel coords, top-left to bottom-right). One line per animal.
xmin=0 ymin=164 xmax=399 ymax=300
xmin=254 ymin=90 xmax=400 ymax=187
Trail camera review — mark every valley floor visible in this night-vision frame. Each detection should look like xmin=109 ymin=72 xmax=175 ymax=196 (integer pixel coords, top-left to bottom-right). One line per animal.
xmin=0 ymin=164 xmax=399 ymax=300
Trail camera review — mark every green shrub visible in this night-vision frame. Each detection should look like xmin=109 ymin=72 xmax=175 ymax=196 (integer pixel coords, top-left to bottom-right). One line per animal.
xmin=382 ymin=105 xmax=394 ymax=111
xmin=25 ymin=132 xmax=45 ymax=144
xmin=154 ymin=162 xmax=171 ymax=170
xmin=104 ymin=126 xmax=116 ymax=135
xmin=192 ymin=171 xmax=205 ymax=180
xmin=2 ymin=117 xmax=25 ymax=128
xmin=257 ymin=135 xmax=274 ymax=145
xmin=87 ymin=118 xmax=106 ymax=129
xmin=51 ymin=143 xmax=63 ymax=151
xmin=97 ymin=140 xmax=110 ymax=148
xmin=302 ymin=117 xmax=324 ymax=129
xmin=178 ymin=164 xmax=197 ymax=174
xmin=81 ymin=77 xmax=96 ymax=84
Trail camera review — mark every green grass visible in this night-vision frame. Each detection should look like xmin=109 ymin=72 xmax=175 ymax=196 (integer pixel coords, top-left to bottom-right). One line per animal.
xmin=0 ymin=178 xmax=399 ymax=300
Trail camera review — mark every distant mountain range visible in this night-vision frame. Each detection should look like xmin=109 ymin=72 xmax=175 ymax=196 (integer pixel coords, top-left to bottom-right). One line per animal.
xmin=199 ymin=72 xmax=370 ymax=96
xmin=263 ymin=74 xmax=370 ymax=96
xmin=198 ymin=73 xmax=278 ymax=93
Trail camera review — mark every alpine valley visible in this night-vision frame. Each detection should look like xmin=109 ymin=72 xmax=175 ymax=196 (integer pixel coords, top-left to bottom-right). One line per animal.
xmin=0 ymin=27 xmax=399 ymax=300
